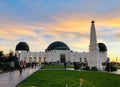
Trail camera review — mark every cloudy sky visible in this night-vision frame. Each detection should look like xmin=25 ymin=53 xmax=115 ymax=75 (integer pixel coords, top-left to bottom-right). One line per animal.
xmin=0 ymin=0 xmax=120 ymax=61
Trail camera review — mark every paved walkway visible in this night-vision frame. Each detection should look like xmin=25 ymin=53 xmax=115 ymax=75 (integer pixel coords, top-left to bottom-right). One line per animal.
xmin=0 ymin=65 xmax=43 ymax=87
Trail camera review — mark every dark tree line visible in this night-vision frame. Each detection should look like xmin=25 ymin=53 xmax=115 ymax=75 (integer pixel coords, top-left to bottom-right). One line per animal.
xmin=0 ymin=50 xmax=18 ymax=72
xmin=0 ymin=51 xmax=18 ymax=62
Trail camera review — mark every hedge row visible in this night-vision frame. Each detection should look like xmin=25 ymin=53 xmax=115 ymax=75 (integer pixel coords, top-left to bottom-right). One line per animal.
xmin=0 ymin=62 xmax=10 ymax=71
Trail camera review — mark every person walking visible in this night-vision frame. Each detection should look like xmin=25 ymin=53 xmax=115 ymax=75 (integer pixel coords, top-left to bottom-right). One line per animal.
xmin=64 ymin=61 xmax=67 ymax=70
xmin=23 ymin=60 xmax=27 ymax=70
xmin=9 ymin=60 xmax=15 ymax=73
xmin=19 ymin=60 xmax=23 ymax=75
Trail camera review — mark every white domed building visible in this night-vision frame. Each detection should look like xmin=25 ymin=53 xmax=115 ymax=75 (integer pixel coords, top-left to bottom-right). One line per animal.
xmin=15 ymin=20 xmax=108 ymax=70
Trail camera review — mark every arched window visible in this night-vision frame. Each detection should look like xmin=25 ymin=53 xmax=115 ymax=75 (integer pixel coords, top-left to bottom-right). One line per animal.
xmin=34 ymin=57 xmax=37 ymax=62
xmin=44 ymin=57 xmax=47 ymax=63
xmin=84 ymin=58 xmax=88 ymax=64
xmin=29 ymin=57 xmax=32 ymax=63
xmin=80 ymin=58 xmax=82 ymax=62
xmin=39 ymin=57 xmax=41 ymax=63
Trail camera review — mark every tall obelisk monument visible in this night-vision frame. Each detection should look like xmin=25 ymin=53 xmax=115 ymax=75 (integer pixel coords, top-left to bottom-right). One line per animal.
xmin=88 ymin=20 xmax=103 ymax=70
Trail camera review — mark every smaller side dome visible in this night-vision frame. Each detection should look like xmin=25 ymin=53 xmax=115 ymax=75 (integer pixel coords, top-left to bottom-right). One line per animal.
xmin=15 ymin=42 xmax=30 ymax=51
xmin=98 ymin=43 xmax=107 ymax=52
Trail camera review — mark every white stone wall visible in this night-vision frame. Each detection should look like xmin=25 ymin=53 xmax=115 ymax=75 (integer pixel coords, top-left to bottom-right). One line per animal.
xmin=99 ymin=52 xmax=107 ymax=63
xmin=16 ymin=50 xmax=107 ymax=67
xmin=16 ymin=50 xmax=87 ymax=63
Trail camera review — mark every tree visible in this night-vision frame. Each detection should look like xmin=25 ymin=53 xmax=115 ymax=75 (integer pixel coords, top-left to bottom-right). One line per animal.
xmin=8 ymin=50 xmax=18 ymax=62
xmin=0 ymin=51 xmax=4 ymax=57
xmin=0 ymin=51 xmax=4 ymax=61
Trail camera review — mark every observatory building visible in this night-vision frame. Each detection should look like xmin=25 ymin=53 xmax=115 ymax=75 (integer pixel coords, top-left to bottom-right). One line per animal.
xmin=15 ymin=20 xmax=107 ymax=70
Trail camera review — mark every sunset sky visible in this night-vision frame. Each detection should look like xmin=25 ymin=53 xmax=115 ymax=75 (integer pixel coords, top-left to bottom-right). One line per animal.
xmin=0 ymin=0 xmax=120 ymax=62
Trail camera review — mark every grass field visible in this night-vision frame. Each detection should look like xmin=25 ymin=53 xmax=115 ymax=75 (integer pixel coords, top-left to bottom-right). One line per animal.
xmin=16 ymin=70 xmax=120 ymax=87
xmin=41 ymin=64 xmax=73 ymax=69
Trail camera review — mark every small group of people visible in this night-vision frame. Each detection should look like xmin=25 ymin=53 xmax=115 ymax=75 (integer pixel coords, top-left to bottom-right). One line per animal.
xmin=9 ymin=60 xmax=27 ymax=75
xmin=31 ymin=62 xmax=37 ymax=68
xmin=104 ymin=57 xmax=116 ymax=72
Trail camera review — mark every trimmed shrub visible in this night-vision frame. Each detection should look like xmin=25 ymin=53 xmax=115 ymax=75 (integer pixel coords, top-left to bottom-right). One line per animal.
xmin=91 ymin=66 xmax=98 ymax=71
xmin=110 ymin=66 xmax=117 ymax=72
xmin=73 ymin=62 xmax=79 ymax=69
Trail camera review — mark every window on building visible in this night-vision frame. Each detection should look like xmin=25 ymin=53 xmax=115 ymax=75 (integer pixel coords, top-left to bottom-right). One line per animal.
xmin=39 ymin=57 xmax=41 ymax=63
xmin=34 ymin=57 xmax=37 ymax=62
xmin=80 ymin=58 xmax=82 ymax=62
xmin=29 ymin=57 xmax=32 ymax=63
xmin=44 ymin=57 xmax=47 ymax=63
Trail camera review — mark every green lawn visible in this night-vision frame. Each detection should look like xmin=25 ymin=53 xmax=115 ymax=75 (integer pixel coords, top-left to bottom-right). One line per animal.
xmin=41 ymin=64 xmax=73 ymax=69
xmin=16 ymin=70 xmax=120 ymax=87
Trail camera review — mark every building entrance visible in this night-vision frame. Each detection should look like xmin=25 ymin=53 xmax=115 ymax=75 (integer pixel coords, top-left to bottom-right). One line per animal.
xmin=60 ymin=54 xmax=66 ymax=62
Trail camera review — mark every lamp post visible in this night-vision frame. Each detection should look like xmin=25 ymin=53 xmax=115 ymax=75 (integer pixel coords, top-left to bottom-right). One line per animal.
xmin=116 ymin=57 xmax=118 ymax=65
xmin=18 ymin=51 xmax=21 ymax=62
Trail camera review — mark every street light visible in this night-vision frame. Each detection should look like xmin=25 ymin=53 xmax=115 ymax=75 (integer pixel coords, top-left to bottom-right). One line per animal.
xmin=116 ymin=57 xmax=118 ymax=65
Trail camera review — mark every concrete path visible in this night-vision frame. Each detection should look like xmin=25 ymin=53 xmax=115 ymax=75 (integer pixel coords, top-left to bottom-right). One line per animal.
xmin=0 ymin=66 xmax=43 ymax=87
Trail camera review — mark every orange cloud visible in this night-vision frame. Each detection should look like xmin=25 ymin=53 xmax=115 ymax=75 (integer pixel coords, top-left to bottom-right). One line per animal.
xmin=0 ymin=23 xmax=38 ymax=40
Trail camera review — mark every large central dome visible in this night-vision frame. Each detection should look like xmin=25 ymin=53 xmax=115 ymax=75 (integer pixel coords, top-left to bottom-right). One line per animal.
xmin=46 ymin=41 xmax=70 ymax=51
